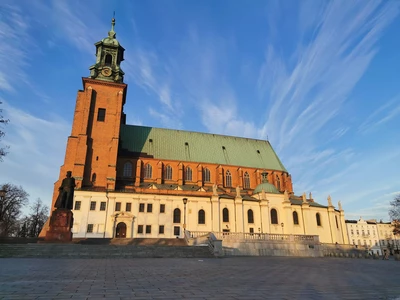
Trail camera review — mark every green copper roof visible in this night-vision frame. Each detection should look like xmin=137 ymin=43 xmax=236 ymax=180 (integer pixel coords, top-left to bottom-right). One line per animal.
xmin=120 ymin=125 xmax=287 ymax=171
xmin=253 ymin=182 xmax=280 ymax=194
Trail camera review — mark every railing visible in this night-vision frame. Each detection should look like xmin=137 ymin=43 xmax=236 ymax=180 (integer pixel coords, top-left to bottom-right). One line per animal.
xmin=189 ymin=231 xmax=211 ymax=238
xmin=209 ymin=231 xmax=318 ymax=243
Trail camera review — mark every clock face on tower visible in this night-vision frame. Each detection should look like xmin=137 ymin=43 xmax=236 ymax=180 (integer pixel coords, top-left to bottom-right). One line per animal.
xmin=101 ymin=67 xmax=112 ymax=77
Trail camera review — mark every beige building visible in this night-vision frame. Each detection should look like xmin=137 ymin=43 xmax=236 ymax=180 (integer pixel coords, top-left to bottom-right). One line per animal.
xmin=346 ymin=218 xmax=400 ymax=255
xmin=345 ymin=218 xmax=381 ymax=254
xmin=377 ymin=221 xmax=400 ymax=254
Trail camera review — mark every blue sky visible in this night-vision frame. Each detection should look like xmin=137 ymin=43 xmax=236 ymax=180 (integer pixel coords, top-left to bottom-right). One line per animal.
xmin=0 ymin=0 xmax=399 ymax=221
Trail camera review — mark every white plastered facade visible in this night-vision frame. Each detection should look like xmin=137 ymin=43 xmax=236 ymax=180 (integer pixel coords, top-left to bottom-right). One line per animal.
xmin=71 ymin=189 xmax=348 ymax=244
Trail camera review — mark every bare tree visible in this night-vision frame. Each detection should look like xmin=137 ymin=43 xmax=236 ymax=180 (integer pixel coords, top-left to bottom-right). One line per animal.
xmin=0 ymin=184 xmax=29 ymax=237
xmin=0 ymin=101 xmax=9 ymax=161
xmin=26 ymin=198 xmax=49 ymax=237
xmin=389 ymin=194 xmax=400 ymax=236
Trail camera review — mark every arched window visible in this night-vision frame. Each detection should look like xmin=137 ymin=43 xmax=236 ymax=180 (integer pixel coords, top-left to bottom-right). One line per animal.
xmin=164 ymin=165 xmax=172 ymax=180
xmin=247 ymin=209 xmax=254 ymax=223
xmin=203 ymin=168 xmax=210 ymax=182
xmin=316 ymin=213 xmax=322 ymax=226
xmin=123 ymin=162 xmax=132 ymax=177
xmin=271 ymin=209 xmax=278 ymax=224
xmin=198 ymin=209 xmax=205 ymax=224
xmin=144 ymin=164 xmax=152 ymax=179
xmin=105 ymin=54 xmax=112 ymax=66
xmin=222 ymin=208 xmax=229 ymax=222
xmin=243 ymin=172 xmax=250 ymax=189
xmin=173 ymin=208 xmax=181 ymax=223
xmin=185 ymin=167 xmax=192 ymax=182
xmin=335 ymin=216 xmax=339 ymax=229
xmin=225 ymin=170 xmax=232 ymax=187
xmin=276 ymin=175 xmax=281 ymax=190
xmin=91 ymin=173 xmax=97 ymax=183
xmin=293 ymin=211 xmax=299 ymax=225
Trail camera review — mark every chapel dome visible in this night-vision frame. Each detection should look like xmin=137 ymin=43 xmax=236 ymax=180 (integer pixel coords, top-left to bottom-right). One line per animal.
xmin=253 ymin=182 xmax=280 ymax=194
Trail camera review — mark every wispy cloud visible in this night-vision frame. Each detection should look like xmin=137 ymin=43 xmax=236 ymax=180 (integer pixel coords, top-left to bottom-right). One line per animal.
xmin=125 ymin=50 xmax=175 ymax=111
xmin=260 ymin=1 xmax=400 ymax=154
xmin=358 ymin=94 xmax=400 ymax=133
xmin=0 ymin=3 xmax=32 ymax=91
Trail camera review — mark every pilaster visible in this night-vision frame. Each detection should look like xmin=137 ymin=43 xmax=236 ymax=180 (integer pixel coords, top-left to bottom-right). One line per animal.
xmin=211 ymin=195 xmax=220 ymax=232
xmin=234 ymin=197 xmax=243 ymax=233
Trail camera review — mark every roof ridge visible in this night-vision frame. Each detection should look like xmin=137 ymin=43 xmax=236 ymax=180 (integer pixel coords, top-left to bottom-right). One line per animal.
xmin=123 ymin=124 xmax=270 ymax=143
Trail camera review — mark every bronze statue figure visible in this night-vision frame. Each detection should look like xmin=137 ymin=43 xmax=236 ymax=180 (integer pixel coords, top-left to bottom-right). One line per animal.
xmin=54 ymin=171 xmax=76 ymax=209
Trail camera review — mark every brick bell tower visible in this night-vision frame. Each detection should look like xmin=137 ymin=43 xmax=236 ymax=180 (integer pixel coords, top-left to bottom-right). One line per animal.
xmin=49 ymin=18 xmax=128 ymax=211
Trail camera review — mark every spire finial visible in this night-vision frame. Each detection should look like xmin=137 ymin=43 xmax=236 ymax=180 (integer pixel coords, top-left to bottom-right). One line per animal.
xmin=109 ymin=13 xmax=116 ymax=38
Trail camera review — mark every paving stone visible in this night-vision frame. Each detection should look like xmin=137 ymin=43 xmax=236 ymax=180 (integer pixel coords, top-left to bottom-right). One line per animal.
xmin=0 ymin=257 xmax=399 ymax=299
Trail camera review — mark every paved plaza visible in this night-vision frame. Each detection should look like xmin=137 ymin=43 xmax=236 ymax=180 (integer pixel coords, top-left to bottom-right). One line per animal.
xmin=0 ymin=257 xmax=399 ymax=300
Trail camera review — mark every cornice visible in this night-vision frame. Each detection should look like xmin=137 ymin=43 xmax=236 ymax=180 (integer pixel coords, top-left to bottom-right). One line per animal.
xmin=82 ymin=77 xmax=127 ymax=88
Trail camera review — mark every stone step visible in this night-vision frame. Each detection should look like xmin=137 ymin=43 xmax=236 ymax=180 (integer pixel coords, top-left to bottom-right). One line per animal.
xmin=0 ymin=244 xmax=214 ymax=259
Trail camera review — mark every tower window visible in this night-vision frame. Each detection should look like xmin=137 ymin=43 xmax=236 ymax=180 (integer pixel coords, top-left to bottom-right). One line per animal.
xmin=105 ymin=54 xmax=112 ymax=66
xmin=97 ymin=108 xmax=106 ymax=122
xmin=276 ymin=175 xmax=281 ymax=190
xmin=203 ymin=168 xmax=211 ymax=182
xmin=123 ymin=162 xmax=132 ymax=177
xmin=144 ymin=164 xmax=152 ymax=179
xmin=164 ymin=165 xmax=173 ymax=180
xmin=225 ymin=170 xmax=232 ymax=187
xmin=243 ymin=172 xmax=250 ymax=189
xmin=185 ymin=167 xmax=192 ymax=182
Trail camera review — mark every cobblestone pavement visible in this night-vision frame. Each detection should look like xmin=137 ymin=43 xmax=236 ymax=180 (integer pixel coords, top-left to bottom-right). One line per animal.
xmin=0 ymin=257 xmax=399 ymax=300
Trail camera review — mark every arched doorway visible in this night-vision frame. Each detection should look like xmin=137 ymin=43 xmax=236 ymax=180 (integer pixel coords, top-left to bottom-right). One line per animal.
xmin=115 ymin=222 xmax=127 ymax=238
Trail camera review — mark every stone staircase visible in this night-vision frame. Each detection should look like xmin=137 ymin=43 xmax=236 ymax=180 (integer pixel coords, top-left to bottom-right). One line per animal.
xmin=0 ymin=238 xmax=214 ymax=259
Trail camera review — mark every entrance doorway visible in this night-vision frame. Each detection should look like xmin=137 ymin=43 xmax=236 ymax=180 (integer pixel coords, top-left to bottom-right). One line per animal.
xmin=115 ymin=222 xmax=127 ymax=238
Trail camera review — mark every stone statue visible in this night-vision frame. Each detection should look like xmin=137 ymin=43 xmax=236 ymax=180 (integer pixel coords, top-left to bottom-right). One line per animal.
xmin=284 ymin=190 xmax=289 ymax=202
xmin=236 ymin=186 xmax=241 ymax=198
xmin=327 ymin=195 xmax=332 ymax=207
xmin=338 ymin=201 xmax=343 ymax=211
xmin=54 ymin=171 xmax=76 ymax=210
xmin=309 ymin=192 xmax=313 ymax=200
xmin=302 ymin=192 xmax=307 ymax=203
xmin=212 ymin=183 xmax=218 ymax=196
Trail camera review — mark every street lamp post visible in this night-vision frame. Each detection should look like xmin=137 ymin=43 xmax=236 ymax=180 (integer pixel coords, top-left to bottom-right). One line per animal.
xmin=183 ymin=198 xmax=188 ymax=231
xmin=281 ymin=222 xmax=284 ymax=235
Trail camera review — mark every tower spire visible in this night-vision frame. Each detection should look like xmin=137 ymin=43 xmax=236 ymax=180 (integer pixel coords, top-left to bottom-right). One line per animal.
xmin=109 ymin=14 xmax=116 ymax=38
xmin=89 ymin=16 xmax=125 ymax=83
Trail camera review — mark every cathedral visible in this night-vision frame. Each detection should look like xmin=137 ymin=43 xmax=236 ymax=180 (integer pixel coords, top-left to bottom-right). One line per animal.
xmin=41 ymin=19 xmax=348 ymax=245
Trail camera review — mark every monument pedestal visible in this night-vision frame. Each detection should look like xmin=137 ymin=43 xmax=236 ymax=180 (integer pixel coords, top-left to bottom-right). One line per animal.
xmin=45 ymin=208 xmax=73 ymax=242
